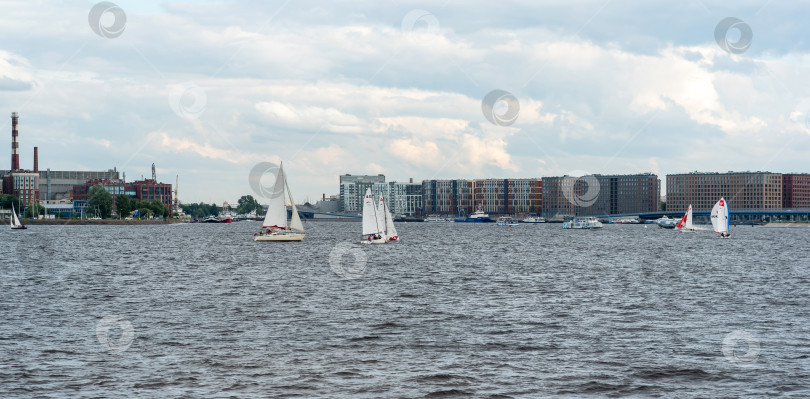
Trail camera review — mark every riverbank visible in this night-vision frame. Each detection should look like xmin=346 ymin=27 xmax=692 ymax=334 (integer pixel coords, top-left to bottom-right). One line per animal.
xmin=18 ymin=219 xmax=187 ymax=225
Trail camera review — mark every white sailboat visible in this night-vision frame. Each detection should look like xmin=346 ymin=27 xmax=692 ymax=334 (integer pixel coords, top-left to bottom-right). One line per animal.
xmin=361 ymin=188 xmax=386 ymax=244
xmin=676 ymin=204 xmax=695 ymax=232
xmin=10 ymin=204 xmax=26 ymax=230
xmin=253 ymin=162 xmax=305 ymax=242
xmin=711 ymin=198 xmax=731 ymax=238
xmin=379 ymin=195 xmax=398 ymax=242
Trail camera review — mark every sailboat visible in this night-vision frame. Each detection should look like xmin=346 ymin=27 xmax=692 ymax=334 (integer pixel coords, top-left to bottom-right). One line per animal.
xmin=378 ymin=195 xmax=399 ymax=242
xmin=10 ymin=204 xmax=26 ymax=230
xmin=711 ymin=198 xmax=731 ymax=238
xmin=676 ymin=204 xmax=695 ymax=232
xmin=253 ymin=162 xmax=305 ymax=242
xmin=361 ymin=188 xmax=386 ymax=244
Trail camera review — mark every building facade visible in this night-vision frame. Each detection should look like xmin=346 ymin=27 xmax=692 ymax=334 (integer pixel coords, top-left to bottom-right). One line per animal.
xmin=126 ymin=179 xmax=173 ymax=209
xmin=389 ymin=181 xmax=423 ymax=216
xmin=339 ymin=174 xmax=386 ymax=213
xmin=782 ymin=174 xmax=810 ymax=209
xmin=2 ymin=171 xmax=40 ymax=207
xmin=666 ymin=172 xmax=783 ymax=212
xmin=541 ymin=173 xmax=659 ymax=218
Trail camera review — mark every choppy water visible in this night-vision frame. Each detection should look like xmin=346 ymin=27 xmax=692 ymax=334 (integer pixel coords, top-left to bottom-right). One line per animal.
xmin=1 ymin=221 xmax=809 ymax=398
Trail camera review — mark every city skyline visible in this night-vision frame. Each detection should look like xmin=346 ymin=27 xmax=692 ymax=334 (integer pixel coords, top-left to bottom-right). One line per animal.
xmin=1 ymin=1 xmax=810 ymax=203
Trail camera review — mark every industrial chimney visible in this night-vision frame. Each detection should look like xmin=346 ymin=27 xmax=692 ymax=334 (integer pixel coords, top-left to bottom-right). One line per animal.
xmin=33 ymin=146 xmax=38 ymax=173
xmin=11 ymin=112 xmax=19 ymax=171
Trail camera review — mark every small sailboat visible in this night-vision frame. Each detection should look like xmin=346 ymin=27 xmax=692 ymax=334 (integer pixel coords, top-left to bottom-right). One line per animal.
xmin=361 ymin=188 xmax=386 ymax=244
xmin=253 ymin=162 xmax=305 ymax=242
xmin=10 ymin=204 xmax=26 ymax=230
xmin=380 ymin=195 xmax=398 ymax=242
xmin=711 ymin=198 xmax=731 ymax=238
xmin=676 ymin=204 xmax=695 ymax=232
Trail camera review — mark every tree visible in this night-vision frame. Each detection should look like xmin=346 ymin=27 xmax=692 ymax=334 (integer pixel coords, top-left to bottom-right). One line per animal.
xmin=116 ymin=195 xmax=132 ymax=218
xmin=24 ymin=204 xmax=47 ymax=218
xmin=87 ymin=185 xmax=114 ymax=218
xmin=236 ymin=195 xmax=260 ymax=214
xmin=0 ymin=194 xmax=20 ymax=209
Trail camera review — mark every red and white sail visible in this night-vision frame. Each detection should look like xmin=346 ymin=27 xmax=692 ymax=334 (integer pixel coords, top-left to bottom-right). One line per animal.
xmin=676 ymin=204 xmax=693 ymax=230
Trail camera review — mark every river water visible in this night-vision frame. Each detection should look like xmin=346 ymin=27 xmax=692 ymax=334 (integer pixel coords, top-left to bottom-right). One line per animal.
xmin=1 ymin=221 xmax=808 ymax=397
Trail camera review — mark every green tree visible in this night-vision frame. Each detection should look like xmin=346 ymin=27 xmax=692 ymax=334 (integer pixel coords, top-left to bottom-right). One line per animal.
xmin=660 ymin=201 xmax=667 ymax=211
xmin=0 ymin=194 xmax=20 ymax=209
xmin=24 ymin=203 xmax=47 ymax=218
xmin=116 ymin=195 xmax=132 ymax=218
xmin=236 ymin=195 xmax=260 ymax=214
xmin=87 ymin=185 xmax=114 ymax=218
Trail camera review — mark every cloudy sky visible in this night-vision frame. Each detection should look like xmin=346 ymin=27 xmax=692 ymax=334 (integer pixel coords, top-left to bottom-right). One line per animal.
xmin=1 ymin=0 xmax=809 ymax=204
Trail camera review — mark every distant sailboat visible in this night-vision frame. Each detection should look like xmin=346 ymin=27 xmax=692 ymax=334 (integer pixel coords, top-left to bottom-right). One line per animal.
xmin=676 ymin=204 xmax=695 ymax=232
xmin=253 ymin=162 xmax=305 ymax=242
xmin=361 ymin=188 xmax=386 ymax=244
xmin=711 ymin=198 xmax=731 ymax=238
xmin=10 ymin=204 xmax=26 ymax=230
xmin=379 ymin=195 xmax=398 ymax=242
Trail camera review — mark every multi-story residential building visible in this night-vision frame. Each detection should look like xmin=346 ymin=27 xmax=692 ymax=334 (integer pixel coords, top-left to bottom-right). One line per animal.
xmin=666 ymin=172 xmax=783 ymax=212
xmin=541 ymin=173 xmax=659 ymax=218
xmin=782 ymin=173 xmax=810 ymax=208
xmin=421 ymin=179 xmax=475 ymax=216
xmin=339 ymin=174 xmax=386 ymax=213
xmin=389 ymin=180 xmax=423 ymax=216
xmin=473 ymin=178 xmax=542 ymax=215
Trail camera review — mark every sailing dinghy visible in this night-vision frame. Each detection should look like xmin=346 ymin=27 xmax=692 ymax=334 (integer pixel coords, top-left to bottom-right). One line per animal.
xmin=10 ymin=204 xmax=26 ymax=230
xmin=253 ymin=162 xmax=305 ymax=242
xmin=378 ymin=195 xmax=398 ymax=242
xmin=676 ymin=204 xmax=695 ymax=232
xmin=711 ymin=198 xmax=731 ymax=238
xmin=361 ymin=188 xmax=386 ymax=244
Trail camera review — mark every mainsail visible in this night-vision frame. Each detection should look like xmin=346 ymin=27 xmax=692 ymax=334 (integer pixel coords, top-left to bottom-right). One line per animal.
xmin=384 ymin=199 xmax=397 ymax=240
xmin=262 ymin=164 xmax=287 ymax=229
xmin=676 ymin=205 xmax=693 ymax=230
xmin=711 ymin=198 xmax=730 ymax=235
xmin=362 ymin=188 xmax=380 ymax=236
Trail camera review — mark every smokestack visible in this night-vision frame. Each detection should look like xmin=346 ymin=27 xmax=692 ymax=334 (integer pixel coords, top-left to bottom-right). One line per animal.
xmin=410 ymin=177 xmax=413 ymax=183
xmin=33 ymin=147 xmax=38 ymax=173
xmin=11 ymin=112 xmax=19 ymax=171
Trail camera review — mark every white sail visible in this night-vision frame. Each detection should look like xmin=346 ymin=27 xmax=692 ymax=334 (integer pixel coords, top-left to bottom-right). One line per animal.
xmin=286 ymin=177 xmax=305 ymax=232
xmin=262 ymin=164 xmax=287 ymax=228
xmin=685 ymin=205 xmax=693 ymax=230
xmin=11 ymin=204 xmax=22 ymax=227
xmin=711 ymin=198 xmax=729 ymax=235
xmin=376 ymin=195 xmax=387 ymax=238
xmin=384 ymin=199 xmax=397 ymax=239
xmin=362 ymin=188 xmax=380 ymax=236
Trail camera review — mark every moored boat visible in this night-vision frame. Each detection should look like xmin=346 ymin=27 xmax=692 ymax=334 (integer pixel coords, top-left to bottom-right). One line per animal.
xmin=454 ymin=208 xmax=491 ymax=223
xmin=563 ymin=217 xmax=603 ymax=229
xmin=521 ymin=216 xmax=545 ymax=223
xmin=496 ymin=216 xmax=519 ymax=226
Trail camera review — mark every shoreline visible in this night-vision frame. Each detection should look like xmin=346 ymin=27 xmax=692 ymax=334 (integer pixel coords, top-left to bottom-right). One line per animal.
xmin=761 ymin=222 xmax=810 ymax=228
xmin=16 ymin=219 xmax=187 ymax=225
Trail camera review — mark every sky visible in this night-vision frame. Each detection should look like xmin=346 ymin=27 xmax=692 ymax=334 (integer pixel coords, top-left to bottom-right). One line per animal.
xmin=1 ymin=0 xmax=809 ymax=204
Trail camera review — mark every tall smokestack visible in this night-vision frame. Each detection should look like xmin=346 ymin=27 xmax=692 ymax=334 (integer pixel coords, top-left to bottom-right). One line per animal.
xmin=33 ymin=146 xmax=38 ymax=173
xmin=11 ymin=112 xmax=19 ymax=171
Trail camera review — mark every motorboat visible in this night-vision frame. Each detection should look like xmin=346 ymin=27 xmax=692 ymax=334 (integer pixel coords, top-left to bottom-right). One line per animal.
xmin=563 ymin=217 xmax=603 ymax=229
xmin=521 ymin=216 xmax=545 ymax=223
xmin=656 ymin=216 xmax=677 ymax=229
xmin=496 ymin=216 xmax=519 ymax=226
xmin=454 ymin=208 xmax=491 ymax=223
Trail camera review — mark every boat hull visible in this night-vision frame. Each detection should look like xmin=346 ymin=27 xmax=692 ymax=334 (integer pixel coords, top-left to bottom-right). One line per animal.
xmin=11 ymin=226 xmax=27 ymax=230
xmin=361 ymin=238 xmax=387 ymax=244
xmin=254 ymin=232 xmax=305 ymax=242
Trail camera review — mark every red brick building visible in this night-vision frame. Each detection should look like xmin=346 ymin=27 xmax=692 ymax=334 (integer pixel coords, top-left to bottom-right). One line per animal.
xmin=782 ymin=174 xmax=810 ymax=208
